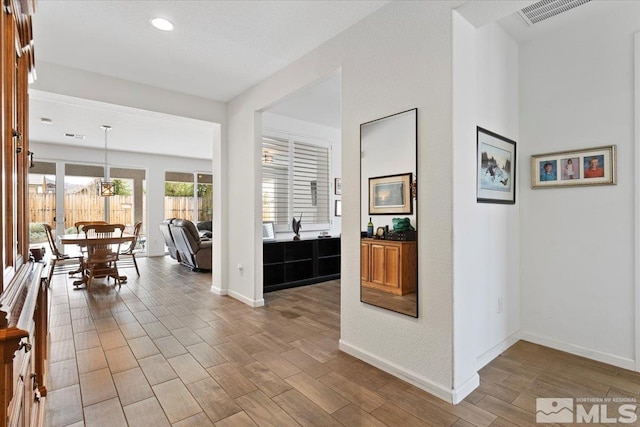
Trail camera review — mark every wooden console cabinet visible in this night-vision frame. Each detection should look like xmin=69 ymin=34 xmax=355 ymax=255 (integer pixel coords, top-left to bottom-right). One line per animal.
xmin=263 ymin=237 xmax=340 ymax=292
xmin=1 ymin=262 xmax=48 ymax=427
xmin=361 ymin=238 xmax=416 ymax=295
xmin=0 ymin=1 xmax=41 ymax=425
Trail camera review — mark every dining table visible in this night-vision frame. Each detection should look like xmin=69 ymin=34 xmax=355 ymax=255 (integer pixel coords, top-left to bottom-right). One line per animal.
xmin=58 ymin=233 xmax=136 ymax=288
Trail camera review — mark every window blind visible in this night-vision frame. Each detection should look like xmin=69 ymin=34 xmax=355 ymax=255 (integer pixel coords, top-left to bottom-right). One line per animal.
xmin=262 ymin=135 xmax=330 ymax=228
xmin=262 ymin=136 xmax=290 ymax=225
xmin=293 ymin=141 xmax=329 ymax=224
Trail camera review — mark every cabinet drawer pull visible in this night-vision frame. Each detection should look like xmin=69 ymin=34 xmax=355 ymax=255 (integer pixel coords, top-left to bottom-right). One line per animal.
xmin=18 ymin=339 xmax=31 ymax=353
xmin=31 ymin=373 xmax=38 ymax=391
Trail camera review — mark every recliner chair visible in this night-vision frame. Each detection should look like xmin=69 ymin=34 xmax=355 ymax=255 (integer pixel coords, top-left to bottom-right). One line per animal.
xmin=159 ymin=218 xmax=180 ymax=261
xmin=170 ymin=219 xmax=212 ymax=271
xmin=197 ymin=220 xmax=213 ymax=239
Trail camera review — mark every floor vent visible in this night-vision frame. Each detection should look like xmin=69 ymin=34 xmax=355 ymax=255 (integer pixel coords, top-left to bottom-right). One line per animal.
xmin=518 ymin=0 xmax=591 ymax=25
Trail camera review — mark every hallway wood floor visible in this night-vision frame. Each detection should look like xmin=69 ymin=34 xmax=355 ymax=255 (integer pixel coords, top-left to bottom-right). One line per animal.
xmin=45 ymin=256 xmax=639 ymax=426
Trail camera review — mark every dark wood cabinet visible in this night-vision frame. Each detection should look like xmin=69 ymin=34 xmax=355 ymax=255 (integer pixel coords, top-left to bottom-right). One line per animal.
xmin=263 ymin=237 xmax=340 ymax=292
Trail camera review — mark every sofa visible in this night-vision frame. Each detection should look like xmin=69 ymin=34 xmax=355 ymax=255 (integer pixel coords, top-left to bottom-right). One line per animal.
xmin=197 ymin=220 xmax=213 ymax=238
xmin=159 ymin=218 xmax=180 ymax=261
xmin=170 ymin=219 xmax=212 ymax=271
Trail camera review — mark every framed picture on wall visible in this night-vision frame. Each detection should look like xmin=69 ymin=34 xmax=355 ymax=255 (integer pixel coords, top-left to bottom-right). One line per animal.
xmin=335 ymin=178 xmax=342 ymax=195
xmin=476 ymin=127 xmax=516 ymax=204
xmin=262 ymin=222 xmax=276 ymax=241
xmin=531 ymin=145 xmax=616 ymax=188
xmin=368 ymin=173 xmax=412 ymax=215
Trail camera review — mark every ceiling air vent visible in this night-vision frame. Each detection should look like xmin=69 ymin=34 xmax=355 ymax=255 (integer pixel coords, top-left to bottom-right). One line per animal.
xmin=517 ymin=0 xmax=591 ymax=26
xmin=63 ymin=133 xmax=85 ymax=140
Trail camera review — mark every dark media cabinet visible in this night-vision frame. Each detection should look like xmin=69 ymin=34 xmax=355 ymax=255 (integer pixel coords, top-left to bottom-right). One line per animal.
xmin=263 ymin=237 xmax=341 ymax=292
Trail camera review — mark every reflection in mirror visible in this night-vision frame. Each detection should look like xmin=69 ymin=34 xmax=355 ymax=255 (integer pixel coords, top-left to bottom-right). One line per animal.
xmin=360 ymin=109 xmax=418 ymax=317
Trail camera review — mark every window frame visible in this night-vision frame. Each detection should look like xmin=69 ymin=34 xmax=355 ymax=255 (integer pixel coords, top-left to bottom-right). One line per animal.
xmin=164 ymin=170 xmax=213 ymax=224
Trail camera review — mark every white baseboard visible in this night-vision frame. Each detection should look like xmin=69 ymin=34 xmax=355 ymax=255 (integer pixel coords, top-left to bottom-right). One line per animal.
xmin=339 ymin=339 xmax=454 ymax=403
xmin=520 ymin=331 xmax=635 ymax=371
xmin=476 ymin=332 xmax=521 ymax=370
xmin=210 ymin=286 xmax=227 ymax=296
xmin=452 ymin=373 xmax=479 ymax=404
xmin=227 ymin=289 xmax=264 ymax=308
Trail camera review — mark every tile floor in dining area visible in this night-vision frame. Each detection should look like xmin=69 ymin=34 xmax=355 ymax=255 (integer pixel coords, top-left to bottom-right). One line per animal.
xmin=46 ymin=256 xmax=640 ymax=427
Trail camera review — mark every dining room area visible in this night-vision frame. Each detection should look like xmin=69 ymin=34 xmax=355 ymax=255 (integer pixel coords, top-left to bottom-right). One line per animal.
xmin=28 ymin=89 xmax=217 ymax=260
xmin=28 ymin=158 xmax=147 ymax=247
xmin=42 ymin=220 xmax=143 ymax=292
xmin=26 ymin=144 xmax=145 ymax=291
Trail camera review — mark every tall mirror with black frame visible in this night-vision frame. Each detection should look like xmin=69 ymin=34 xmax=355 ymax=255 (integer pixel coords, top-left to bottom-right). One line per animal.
xmin=360 ymin=108 xmax=418 ymax=317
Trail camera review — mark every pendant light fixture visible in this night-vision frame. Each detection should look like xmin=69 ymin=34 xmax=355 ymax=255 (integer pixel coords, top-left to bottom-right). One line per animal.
xmin=99 ymin=125 xmax=115 ymax=196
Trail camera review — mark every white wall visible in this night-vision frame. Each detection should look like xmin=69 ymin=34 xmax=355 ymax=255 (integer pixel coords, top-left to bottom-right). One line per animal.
xmin=31 ymin=62 xmax=227 ymax=124
xmin=30 ymin=141 xmax=213 ymax=257
xmin=30 ymin=61 xmax=229 ymax=295
xmin=519 ymin=2 xmax=639 ymax=369
xmin=474 ymin=20 xmax=520 ymax=368
xmin=452 ymin=14 xmax=520 ymax=392
xmin=262 ymin=112 xmax=342 ymax=239
xmin=226 ymin=1 xmax=458 ymax=399
xmin=452 ymin=12 xmax=478 ymax=394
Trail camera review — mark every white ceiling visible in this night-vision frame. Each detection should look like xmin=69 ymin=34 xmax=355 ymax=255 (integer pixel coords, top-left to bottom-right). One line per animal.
xmin=32 ymin=1 xmax=624 ymax=156
xmin=263 ymin=1 xmax=629 ymax=131
xmin=31 ymin=1 xmax=384 ymax=154
xmin=265 ymin=73 xmax=341 ymax=129
xmin=34 ymin=0 xmax=388 ymax=102
xmin=30 ymin=90 xmax=218 ymax=159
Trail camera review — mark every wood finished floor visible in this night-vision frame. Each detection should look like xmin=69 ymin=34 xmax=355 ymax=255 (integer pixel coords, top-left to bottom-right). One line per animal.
xmin=46 ymin=256 xmax=640 ymax=426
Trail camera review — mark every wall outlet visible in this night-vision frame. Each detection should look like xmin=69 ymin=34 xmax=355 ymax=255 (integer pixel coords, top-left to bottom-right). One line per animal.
xmin=497 ymin=297 xmax=504 ymax=314
xmin=237 ymin=263 xmax=243 ymax=271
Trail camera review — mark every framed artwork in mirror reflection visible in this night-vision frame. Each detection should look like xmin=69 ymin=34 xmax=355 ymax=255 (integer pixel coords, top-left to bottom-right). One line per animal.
xmin=368 ymin=173 xmax=412 ymax=215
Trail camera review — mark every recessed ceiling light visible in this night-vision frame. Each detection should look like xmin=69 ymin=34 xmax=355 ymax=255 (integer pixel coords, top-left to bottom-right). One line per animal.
xmin=63 ymin=133 xmax=85 ymax=140
xmin=151 ymin=17 xmax=174 ymax=31
xmin=40 ymin=117 xmax=53 ymax=125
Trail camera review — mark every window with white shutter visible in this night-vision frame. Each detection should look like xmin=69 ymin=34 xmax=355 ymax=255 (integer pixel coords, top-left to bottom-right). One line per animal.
xmin=262 ymin=132 xmax=330 ymax=231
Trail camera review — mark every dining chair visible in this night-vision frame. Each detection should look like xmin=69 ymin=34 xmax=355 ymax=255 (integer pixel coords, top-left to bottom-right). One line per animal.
xmin=74 ymin=220 xmax=108 ymax=233
xmin=43 ymin=223 xmax=84 ymax=287
xmin=75 ymin=221 xmax=108 ymax=257
xmin=118 ymin=221 xmax=142 ymax=277
xmin=83 ymin=223 xmax=126 ymax=290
